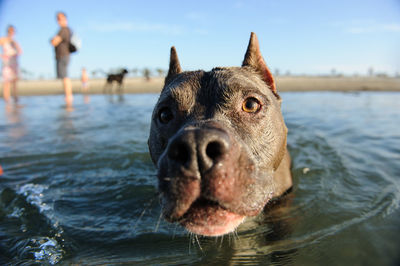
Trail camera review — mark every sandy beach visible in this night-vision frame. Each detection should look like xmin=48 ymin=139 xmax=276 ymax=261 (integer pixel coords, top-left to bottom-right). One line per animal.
xmin=1 ymin=76 xmax=400 ymax=96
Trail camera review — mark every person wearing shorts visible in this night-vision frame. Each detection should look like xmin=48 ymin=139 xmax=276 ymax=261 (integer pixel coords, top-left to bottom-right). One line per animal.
xmin=57 ymin=55 xmax=69 ymax=79
xmin=51 ymin=12 xmax=73 ymax=107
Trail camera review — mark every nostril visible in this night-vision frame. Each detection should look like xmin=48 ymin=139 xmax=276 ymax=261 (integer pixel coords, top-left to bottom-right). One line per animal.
xmin=168 ymin=141 xmax=190 ymax=164
xmin=206 ymin=141 xmax=225 ymax=161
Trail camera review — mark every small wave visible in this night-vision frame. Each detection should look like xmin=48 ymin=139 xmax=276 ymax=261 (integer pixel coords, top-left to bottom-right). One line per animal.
xmin=17 ymin=183 xmax=51 ymax=213
xmin=18 ymin=237 xmax=63 ymax=265
xmin=374 ymin=184 xmax=400 ymax=218
xmin=236 ymin=184 xmax=398 ymax=259
xmin=6 ymin=183 xmax=66 ymax=264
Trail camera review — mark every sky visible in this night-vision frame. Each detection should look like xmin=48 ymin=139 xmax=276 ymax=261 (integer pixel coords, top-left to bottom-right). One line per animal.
xmin=0 ymin=0 xmax=399 ymax=79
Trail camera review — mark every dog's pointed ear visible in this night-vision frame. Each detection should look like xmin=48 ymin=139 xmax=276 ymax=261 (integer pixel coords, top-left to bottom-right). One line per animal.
xmin=242 ymin=32 xmax=277 ymax=95
xmin=165 ymin=46 xmax=182 ymax=84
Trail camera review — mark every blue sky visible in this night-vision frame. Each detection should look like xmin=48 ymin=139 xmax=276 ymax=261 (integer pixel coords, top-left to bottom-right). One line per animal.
xmin=0 ymin=0 xmax=399 ymax=79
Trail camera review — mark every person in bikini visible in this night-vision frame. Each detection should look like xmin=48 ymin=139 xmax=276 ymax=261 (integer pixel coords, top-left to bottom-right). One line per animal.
xmin=0 ymin=25 xmax=22 ymax=103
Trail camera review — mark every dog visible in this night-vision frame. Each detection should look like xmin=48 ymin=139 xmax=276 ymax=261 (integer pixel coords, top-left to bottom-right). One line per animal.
xmin=148 ymin=32 xmax=292 ymax=237
xmin=103 ymin=68 xmax=128 ymax=94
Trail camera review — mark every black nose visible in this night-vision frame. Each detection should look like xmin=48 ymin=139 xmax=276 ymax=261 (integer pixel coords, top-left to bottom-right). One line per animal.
xmin=167 ymin=128 xmax=230 ymax=175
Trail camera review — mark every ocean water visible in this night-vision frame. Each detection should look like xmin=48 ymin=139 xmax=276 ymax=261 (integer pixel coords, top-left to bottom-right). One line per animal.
xmin=0 ymin=92 xmax=399 ymax=265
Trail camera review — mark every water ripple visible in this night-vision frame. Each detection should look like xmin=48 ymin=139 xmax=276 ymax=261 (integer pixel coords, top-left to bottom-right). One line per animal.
xmin=1 ymin=93 xmax=399 ymax=265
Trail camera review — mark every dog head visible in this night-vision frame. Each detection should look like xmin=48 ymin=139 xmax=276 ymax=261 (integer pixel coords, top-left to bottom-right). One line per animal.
xmin=148 ymin=32 xmax=288 ymax=236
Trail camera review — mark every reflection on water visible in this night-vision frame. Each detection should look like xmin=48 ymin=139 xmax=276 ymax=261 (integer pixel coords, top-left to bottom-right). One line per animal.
xmin=105 ymin=93 xmax=124 ymax=104
xmin=83 ymin=94 xmax=90 ymax=104
xmin=4 ymin=104 xmax=26 ymax=140
xmin=57 ymin=109 xmax=76 ymax=143
xmin=0 ymin=92 xmax=399 ymax=265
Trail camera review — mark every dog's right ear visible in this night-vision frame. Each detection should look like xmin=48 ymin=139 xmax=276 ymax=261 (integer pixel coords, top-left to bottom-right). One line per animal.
xmin=165 ymin=46 xmax=182 ymax=84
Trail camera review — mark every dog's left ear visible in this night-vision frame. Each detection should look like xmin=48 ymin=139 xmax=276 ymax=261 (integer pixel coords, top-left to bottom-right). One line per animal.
xmin=165 ymin=46 xmax=182 ymax=85
xmin=242 ymin=32 xmax=277 ymax=96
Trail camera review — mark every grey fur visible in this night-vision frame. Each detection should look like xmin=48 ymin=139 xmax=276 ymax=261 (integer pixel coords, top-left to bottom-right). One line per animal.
xmin=148 ymin=32 xmax=292 ymax=236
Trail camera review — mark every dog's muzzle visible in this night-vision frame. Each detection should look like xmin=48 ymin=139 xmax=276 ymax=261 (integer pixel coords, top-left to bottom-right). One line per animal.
xmin=157 ymin=123 xmax=272 ymax=236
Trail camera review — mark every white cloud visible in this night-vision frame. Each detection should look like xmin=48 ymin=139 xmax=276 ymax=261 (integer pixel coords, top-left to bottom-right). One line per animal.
xmin=334 ymin=19 xmax=400 ymax=34
xmin=185 ymin=12 xmax=207 ymax=22
xmin=382 ymin=23 xmax=400 ymax=32
xmin=87 ymin=21 xmax=184 ymax=35
xmin=346 ymin=24 xmax=400 ymax=34
xmin=86 ymin=20 xmax=210 ymax=36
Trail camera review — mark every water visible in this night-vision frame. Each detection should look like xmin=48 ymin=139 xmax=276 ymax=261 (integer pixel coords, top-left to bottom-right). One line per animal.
xmin=0 ymin=92 xmax=399 ymax=265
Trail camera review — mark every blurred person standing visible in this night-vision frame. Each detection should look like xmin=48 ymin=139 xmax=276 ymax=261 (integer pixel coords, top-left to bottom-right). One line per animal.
xmin=81 ymin=67 xmax=90 ymax=103
xmin=0 ymin=25 xmax=22 ymax=103
xmin=81 ymin=67 xmax=89 ymax=93
xmin=51 ymin=12 xmax=73 ymax=106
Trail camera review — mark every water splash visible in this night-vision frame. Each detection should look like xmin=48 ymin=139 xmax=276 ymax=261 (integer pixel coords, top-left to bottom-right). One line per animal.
xmin=31 ymin=237 xmax=63 ymax=264
xmin=17 ymin=183 xmax=50 ymax=213
xmin=15 ymin=184 xmax=65 ymax=264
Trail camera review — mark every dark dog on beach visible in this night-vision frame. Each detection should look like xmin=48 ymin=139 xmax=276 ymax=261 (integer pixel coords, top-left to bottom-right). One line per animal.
xmin=148 ymin=32 xmax=292 ymax=237
xmin=103 ymin=68 xmax=128 ymax=94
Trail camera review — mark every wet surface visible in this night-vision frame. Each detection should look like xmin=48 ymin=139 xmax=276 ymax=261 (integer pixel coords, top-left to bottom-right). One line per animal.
xmin=0 ymin=92 xmax=399 ymax=265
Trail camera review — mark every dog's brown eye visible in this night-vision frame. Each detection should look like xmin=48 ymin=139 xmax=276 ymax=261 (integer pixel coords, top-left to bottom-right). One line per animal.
xmin=158 ymin=107 xmax=174 ymax=124
xmin=242 ymin=97 xmax=261 ymax=113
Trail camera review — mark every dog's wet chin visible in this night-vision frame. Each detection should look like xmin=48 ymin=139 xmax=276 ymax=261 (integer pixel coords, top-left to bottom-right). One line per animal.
xmin=179 ymin=200 xmax=246 ymax=237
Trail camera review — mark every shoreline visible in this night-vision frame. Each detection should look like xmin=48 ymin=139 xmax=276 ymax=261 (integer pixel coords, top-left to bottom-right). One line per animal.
xmin=1 ymin=76 xmax=399 ymax=96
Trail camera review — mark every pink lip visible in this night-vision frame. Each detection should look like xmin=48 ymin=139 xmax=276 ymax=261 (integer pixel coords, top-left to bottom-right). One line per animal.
xmin=180 ymin=201 xmax=246 ymax=237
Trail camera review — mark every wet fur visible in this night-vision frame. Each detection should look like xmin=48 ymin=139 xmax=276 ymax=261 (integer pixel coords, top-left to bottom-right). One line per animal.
xmin=148 ymin=33 xmax=292 ymax=236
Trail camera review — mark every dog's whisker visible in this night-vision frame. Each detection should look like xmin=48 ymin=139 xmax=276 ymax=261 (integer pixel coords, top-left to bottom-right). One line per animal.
xmin=132 ymin=196 xmax=156 ymax=232
xmin=188 ymin=232 xmax=194 ymax=254
xmin=228 ymin=233 xmax=233 ymax=246
xmin=194 ymin=234 xmax=203 ymax=252
xmin=172 ymin=223 xmax=179 ymax=239
xmin=220 ymin=235 xmax=224 ymax=248
xmin=232 ymin=229 xmax=240 ymax=241
xmin=153 ymin=210 xmax=163 ymax=233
